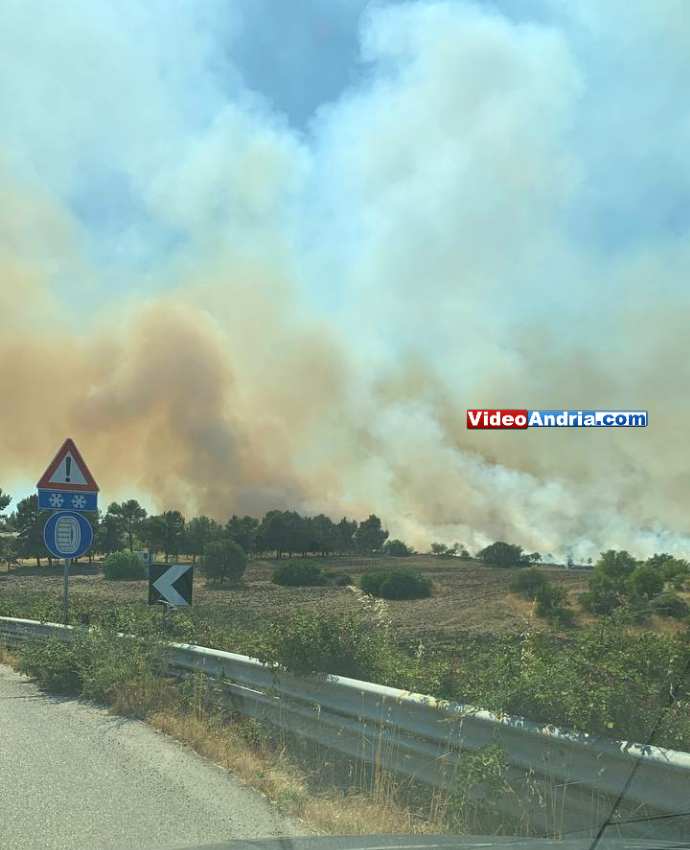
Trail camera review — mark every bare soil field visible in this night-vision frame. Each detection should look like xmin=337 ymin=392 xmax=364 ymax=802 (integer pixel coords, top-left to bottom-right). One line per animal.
xmin=0 ymin=555 xmax=590 ymax=640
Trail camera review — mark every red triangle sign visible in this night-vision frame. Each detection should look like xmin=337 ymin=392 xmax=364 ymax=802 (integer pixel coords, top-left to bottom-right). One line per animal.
xmin=36 ymin=438 xmax=100 ymax=492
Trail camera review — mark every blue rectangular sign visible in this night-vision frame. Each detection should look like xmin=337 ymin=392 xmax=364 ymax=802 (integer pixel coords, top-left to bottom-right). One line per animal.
xmin=38 ymin=489 xmax=98 ymax=512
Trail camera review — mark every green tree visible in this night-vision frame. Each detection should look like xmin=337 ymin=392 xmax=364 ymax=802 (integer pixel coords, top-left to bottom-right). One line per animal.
xmin=354 ymin=514 xmax=389 ymax=553
xmin=596 ymin=549 xmax=638 ymax=580
xmin=94 ymin=511 xmax=123 ymax=557
xmin=107 ymin=500 xmax=147 ymax=551
xmin=186 ymin=515 xmax=222 ymax=563
xmin=478 ymin=541 xmax=527 ymax=568
xmin=336 ymin=517 xmax=357 ymax=553
xmin=0 ymin=488 xmax=11 ymax=519
xmin=431 ymin=543 xmax=448 ymax=556
xmin=627 ymin=565 xmax=664 ymax=600
xmin=160 ymin=511 xmax=185 ymax=562
xmin=308 ymin=514 xmax=338 ymax=555
xmin=140 ymin=515 xmax=165 ymax=559
xmin=201 ymin=539 xmax=247 ymax=584
xmin=15 ymin=495 xmax=46 ymax=567
xmin=225 ymin=514 xmax=259 ymax=555
xmin=258 ymin=510 xmax=288 ymax=558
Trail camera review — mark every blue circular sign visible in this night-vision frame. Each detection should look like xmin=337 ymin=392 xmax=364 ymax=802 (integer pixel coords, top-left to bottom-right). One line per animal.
xmin=43 ymin=510 xmax=94 ymax=559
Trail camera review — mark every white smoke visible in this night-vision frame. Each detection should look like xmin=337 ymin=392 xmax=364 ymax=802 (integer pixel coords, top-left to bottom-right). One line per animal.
xmin=1 ymin=0 xmax=689 ymax=560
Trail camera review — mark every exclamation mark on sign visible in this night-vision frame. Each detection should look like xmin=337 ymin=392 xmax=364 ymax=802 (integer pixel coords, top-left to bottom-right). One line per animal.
xmin=65 ymin=456 xmax=72 ymax=483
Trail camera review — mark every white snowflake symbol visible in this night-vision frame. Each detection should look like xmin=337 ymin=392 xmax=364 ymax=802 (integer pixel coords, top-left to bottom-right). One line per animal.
xmin=71 ymin=495 xmax=87 ymax=509
xmin=49 ymin=493 xmax=64 ymax=508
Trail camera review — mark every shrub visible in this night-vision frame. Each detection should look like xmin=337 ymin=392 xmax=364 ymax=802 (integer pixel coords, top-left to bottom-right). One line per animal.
xmin=651 ymin=592 xmax=689 ymax=619
xmin=477 ymin=541 xmax=528 ymax=568
xmin=534 ymin=583 xmax=574 ymax=626
xmin=627 ymin=565 xmax=664 ymax=600
xmin=579 ymin=571 xmax=623 ymax=615
xmin=103 ymin=551 xmax=146 ymax=581
xmin=18 ymin=638 xmax=82 ymax=693
xmin=383 ymin=539 xmax=412 ymax=556
xmin=359 ymin=570 xmax=388 ymax=596
xmin=510 ymin=568 xmax=548 ymax=600
xmin=254 ymin=610 xmax=401 ymax=682
xmin=327 ymin=572 xmax=353 ymax=587
xmin=201 ymin=539 xmax=247 ymax=585
xmin=361 ymin=569 xmax=431 ymax=600
xmin=272 ymin=560 xmax=328 ymax=587
xmin=19 ymin=628 xmax=167 ymax=709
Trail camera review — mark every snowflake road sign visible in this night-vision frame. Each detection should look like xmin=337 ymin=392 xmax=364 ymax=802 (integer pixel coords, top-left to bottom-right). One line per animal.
xmin=38 ymin=489 xmax=98 ymax=512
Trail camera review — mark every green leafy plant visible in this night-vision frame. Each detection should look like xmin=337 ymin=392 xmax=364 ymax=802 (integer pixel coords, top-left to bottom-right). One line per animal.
xmin=477 ymin=541 xmax=529 ymax=568
xmin=18 ymin=638 xmax=82 ymax=694
xmin=103 ymin=550 xmax=146 ymax=581
xmin=272 ymin=560 xmax=328 ymax=587
xmin=360 ymin=568 xmax=432 ymax=600
xmin=651 ymin=591 xmax=689 ymax=619
xmin=509 ymin=567 xmax=548 ymax=600
xmin=201 ymin=539 xmax=247 ymax=585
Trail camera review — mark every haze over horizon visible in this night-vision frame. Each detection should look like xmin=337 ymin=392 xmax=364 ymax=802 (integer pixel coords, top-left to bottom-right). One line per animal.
xmin=2 ymin=0 xmax=689 ymax=559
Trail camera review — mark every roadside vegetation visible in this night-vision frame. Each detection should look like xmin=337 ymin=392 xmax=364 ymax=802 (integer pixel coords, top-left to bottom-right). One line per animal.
xmin=2 ymin=581 xmax=688 ymax=752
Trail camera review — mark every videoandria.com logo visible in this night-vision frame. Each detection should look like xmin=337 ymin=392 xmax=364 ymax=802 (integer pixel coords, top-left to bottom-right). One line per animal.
xmin=466 ymin=409 xmax=648 ymax=429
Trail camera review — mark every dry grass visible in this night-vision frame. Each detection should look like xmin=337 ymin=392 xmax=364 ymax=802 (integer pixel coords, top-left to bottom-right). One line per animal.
xmin=0 ymin=643 xmax=18 ymax=666
xmin=148 ymin=710 xmax=431 ymax=835
xmin=105 ymin=669 xmax=445 ymax=836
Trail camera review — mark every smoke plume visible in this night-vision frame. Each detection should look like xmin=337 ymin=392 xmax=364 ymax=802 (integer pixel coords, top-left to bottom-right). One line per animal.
xmin=1 ymin=0 xmax=689 ymax=559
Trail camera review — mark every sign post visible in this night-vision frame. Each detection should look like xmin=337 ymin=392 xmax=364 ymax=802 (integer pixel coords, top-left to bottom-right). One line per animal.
xmin=37 ymin=439 xmax=99 ymax=624
xmin=64 ymin=558 xmax=71 ymax=624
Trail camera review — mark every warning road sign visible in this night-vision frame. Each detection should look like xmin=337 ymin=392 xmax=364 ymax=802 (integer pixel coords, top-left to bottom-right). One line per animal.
xmin=36 ymin=438 xmax=99 ymax=493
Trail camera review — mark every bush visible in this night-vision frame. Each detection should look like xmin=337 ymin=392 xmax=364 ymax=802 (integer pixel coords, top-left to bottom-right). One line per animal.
xmin=19 ymin=629 xmax=167 ymax=710
xmin=477 ymin=541 xmax=528 ymax=568
xmin=579 ymin=572 xmax=623 ymax=615
xmin=534 ymin=583 xmax=574 ymax=626
xmin=361 ymin=569 xmax=432 ymax=600
xmin=651 ymin=592 xmax=689 ymax=619
xmin=201 ymin=539 xmax=247 ymax=585
xmin=510 ymin=568 xmax=548 ymax=600
xmin=272 ymin=560 xmax=328 ymax=587
xmin=383 ymin=539 xmax=412 ymax=556
xmin=103 ymin=551 xmax=146 ymax=581
xmin=327 ymin=572 xmax=353 ymax=587
xmin=359 ymin=570 xmax=388 ymax=596
xmin=627 ymin=565 xmax=664 ymax=600
xmin=254 ymin=610 xmax=403 ymax=682
xmin=18 ymin=638 xmax=82 ymax=693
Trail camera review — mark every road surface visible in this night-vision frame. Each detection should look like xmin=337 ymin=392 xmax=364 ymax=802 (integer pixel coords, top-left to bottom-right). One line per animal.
xmin=0 ymin=664 xmax=305 ymax=850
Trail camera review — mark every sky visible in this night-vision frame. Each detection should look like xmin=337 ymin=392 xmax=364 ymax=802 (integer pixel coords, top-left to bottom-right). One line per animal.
xmin=1 ymin=0 xmax=689 ymax=559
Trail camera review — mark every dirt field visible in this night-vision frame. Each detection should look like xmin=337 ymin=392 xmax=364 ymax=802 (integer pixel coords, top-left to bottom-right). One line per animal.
xmin=0 ymin=555 xmax=596 ymax=643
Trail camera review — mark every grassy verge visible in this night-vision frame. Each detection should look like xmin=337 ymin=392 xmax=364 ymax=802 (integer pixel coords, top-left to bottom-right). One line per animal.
xmin=1 ymin=629 xmax=506 ymax=837
xmin=1 ymin=586 xmax=689 ymax=751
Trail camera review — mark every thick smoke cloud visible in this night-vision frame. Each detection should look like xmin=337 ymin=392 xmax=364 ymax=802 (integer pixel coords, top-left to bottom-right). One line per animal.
xmin=1 ymin=1 xmax=688 ymax=559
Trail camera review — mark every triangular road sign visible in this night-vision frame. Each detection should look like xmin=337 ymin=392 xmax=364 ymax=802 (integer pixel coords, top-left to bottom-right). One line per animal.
xmin=36 ymin=438 xmax=99 ymax=492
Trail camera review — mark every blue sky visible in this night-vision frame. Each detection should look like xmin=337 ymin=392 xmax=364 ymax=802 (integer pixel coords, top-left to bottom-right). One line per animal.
xmin=2 ymin=0 xmax=690 ymax=556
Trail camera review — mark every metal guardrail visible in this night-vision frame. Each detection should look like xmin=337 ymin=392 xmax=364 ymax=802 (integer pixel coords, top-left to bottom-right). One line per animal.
xmin=1 ymin=616 xmax=688 ymax=840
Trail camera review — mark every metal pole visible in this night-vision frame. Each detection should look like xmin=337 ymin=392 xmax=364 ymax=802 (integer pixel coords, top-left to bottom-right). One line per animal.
xmin=63 ymin=557 xmax=71 ymax=624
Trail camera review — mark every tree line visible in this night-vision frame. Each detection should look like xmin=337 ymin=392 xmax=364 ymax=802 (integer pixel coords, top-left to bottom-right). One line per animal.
xmin=0 ymin=489 xmax=393 ymax=565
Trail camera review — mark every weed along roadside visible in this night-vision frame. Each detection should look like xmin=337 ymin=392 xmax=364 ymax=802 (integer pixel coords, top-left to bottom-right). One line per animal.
xmin=2 ymin=611 xmax=690 ymax=841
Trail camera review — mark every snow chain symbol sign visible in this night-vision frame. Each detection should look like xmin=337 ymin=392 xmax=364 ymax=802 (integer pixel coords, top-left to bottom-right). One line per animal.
xmin=43 ymin=511 xmax=94 ymax=560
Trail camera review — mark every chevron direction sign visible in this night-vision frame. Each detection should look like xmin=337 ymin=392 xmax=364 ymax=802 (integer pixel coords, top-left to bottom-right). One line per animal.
xmin=148 ymin=563 xmax=193 ymax=607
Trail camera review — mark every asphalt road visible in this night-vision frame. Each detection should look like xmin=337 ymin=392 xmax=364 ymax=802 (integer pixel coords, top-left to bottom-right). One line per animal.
xmin=0 ymin=664 xmax=305 ymax=850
